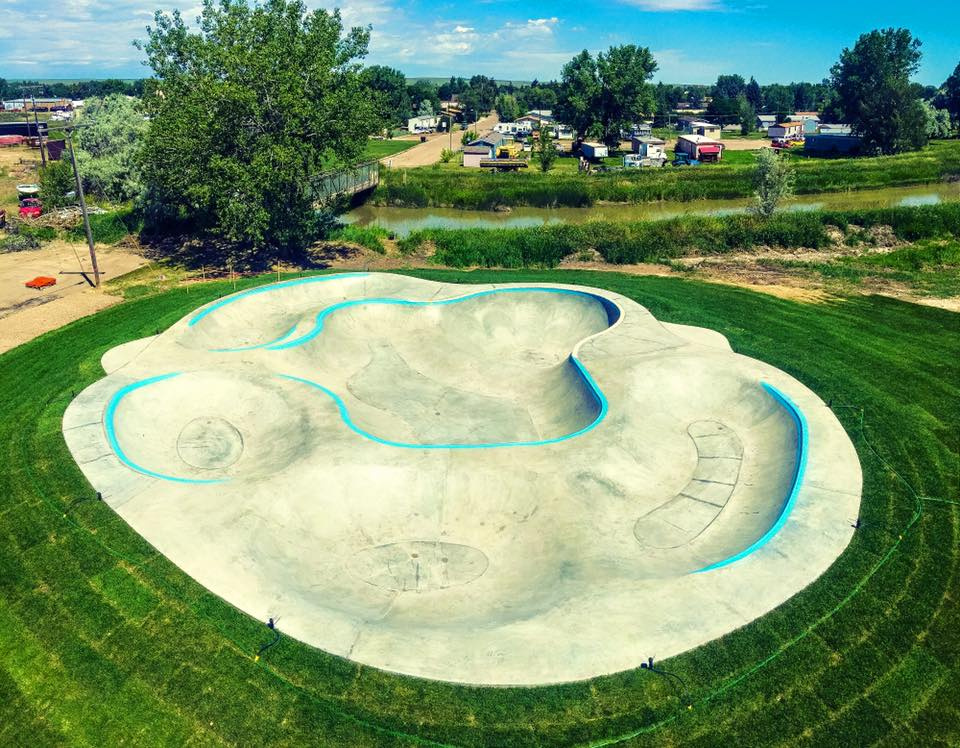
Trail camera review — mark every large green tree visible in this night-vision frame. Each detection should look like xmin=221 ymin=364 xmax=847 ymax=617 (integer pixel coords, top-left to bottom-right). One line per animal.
xmin=137 ymin=0 xmax=377 ymax=258
xmin=829 ymin=28 xmax=928 ymax=154
xmin=75 ymin=94 xmax=149 ymax=202
xmin=363 ymin=65 xmax=411 ymax=129
xmin=943 ymin=62 xmax=960 ymax=125
xmin=557 ymin=45 xmax=657 ymax=147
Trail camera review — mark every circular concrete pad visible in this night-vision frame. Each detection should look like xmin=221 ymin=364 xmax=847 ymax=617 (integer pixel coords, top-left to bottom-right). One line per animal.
xmin=63 ymin=273 xmax=862 ymax=685
xmin=177 ymin=417 xmax=244 ymax=470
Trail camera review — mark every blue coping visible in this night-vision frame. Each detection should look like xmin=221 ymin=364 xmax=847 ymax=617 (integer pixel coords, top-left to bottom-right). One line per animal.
xmin=265 ymin=287 xmax=621 ymax=351
xmin=693 ymin=381 xmax=809 ymax=573
xmin=187 ymin=272 xmax=369 ymax=327
xmin=278 ymin=354 xmax=607 ymax=449
xmin=104 ymin=373 xmax=226 ymax=484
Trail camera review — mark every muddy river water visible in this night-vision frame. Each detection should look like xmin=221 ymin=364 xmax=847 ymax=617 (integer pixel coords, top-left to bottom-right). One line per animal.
xmin=346 ymin=182 xmax=960 ymax=236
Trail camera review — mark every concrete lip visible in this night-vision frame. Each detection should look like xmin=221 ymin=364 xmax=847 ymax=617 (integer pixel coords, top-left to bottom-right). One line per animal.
xmin=63 ymin=273 xmax=862 ymax=685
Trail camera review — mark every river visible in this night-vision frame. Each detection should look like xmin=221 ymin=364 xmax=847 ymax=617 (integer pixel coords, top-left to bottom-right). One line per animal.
xmin=345 ymin=182 xmax=960 ymax=236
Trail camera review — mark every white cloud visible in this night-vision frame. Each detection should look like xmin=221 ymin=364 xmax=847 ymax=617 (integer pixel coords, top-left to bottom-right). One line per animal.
xmin=454 ymin=25 xmax=474 ymax=33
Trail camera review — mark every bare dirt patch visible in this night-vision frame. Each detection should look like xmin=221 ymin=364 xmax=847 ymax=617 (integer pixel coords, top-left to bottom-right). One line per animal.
xmin=0 ymin=240 xmax=147 ymax=353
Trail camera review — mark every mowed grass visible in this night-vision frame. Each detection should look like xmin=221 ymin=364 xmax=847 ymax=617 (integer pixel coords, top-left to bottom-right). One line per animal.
xmin=0 ymin=270 xmax=958 ymax=745
xmin=363 ymin=138 xmax=419 ymax=160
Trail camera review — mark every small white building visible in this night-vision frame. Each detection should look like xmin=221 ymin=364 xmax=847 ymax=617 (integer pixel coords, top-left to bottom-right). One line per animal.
xmin=631 ymin=136 xmax=666 ymax=159
xmin=676 ymin=134 xmax=724 ymax=162
xmin=494 ymin=121 xmax=534 ymax=136
xmin=768 ymin=121 xmax=805 ymax=140
xmin=407 ymin=115 xmax=440 ymax=133
xmin=819 ymin=123 xmax=852 ymax=135
xmin=581 ymin=141 xmax=608 ymax=160
xmin=553 ymin=124 xmax=574 ymax=140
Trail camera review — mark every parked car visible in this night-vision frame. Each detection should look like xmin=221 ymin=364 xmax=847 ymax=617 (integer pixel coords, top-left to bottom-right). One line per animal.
xmin=19 ymin=198 xmax=42 ymax=218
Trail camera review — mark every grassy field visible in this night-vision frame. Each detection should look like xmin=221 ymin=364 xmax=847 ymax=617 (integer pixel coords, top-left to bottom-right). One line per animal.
xmin=0 ymin=269 xmax=957 ymax=745
xmin=363 ymin=138 xmax=419 ymax=160
xmin=373 ymin=141 xmax=960 ymax=209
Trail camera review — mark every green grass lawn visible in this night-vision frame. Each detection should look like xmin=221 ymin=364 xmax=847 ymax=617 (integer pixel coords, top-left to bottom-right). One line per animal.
xmin=0 ymin=271 xmax=957 ymax=745
xmin=363 ymin=138 xmax=419 ymax=160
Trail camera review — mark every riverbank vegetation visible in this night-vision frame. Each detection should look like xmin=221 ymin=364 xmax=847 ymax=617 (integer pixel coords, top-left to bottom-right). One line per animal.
xmin=396 ymin=203 xmax=960 ymax=267
xmin=373 ymin=141 xmax=960 ymax=209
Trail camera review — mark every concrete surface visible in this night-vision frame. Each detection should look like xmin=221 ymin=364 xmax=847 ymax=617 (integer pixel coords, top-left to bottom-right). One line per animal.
xmin=63 ymin=273 xmax=862 ymax=685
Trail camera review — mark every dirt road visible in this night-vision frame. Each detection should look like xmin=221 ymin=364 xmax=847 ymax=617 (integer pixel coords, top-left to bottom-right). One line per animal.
xmin=382 ymin=113 xmax=500 ymax=168
xmin=0 ymin=241 xmax=147 ymax=354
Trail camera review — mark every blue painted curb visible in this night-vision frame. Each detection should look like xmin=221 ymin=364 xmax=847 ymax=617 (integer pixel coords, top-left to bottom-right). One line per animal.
xmin=104 ymin=373 xmax=226 ymax=485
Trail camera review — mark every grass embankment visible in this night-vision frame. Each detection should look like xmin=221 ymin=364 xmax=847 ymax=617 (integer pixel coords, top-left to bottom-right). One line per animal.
xmin=373 ymin=141 xmax=960 ymax=209
xmin=398 ymin=203 xmax=960 ymax=267
xmin=0 ymin=270 xmax=958 ymax=745
xmin=757 ymin=240 xmax=960 ymax=298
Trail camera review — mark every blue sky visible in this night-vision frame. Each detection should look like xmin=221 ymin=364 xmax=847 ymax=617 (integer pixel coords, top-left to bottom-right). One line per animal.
xmin=1 ymin=0 xmax=957 ymax=85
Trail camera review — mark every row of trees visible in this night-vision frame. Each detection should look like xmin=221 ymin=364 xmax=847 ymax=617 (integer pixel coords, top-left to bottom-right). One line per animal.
xmin=0 ymin=78 xmax=145 ymax=100
xmin=550 ymin=28 xmax=958 ymax=151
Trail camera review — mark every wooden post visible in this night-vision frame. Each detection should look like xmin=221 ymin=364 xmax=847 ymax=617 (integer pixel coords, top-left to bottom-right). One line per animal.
xmin=65 ymin=129 xmax=100 ymax=287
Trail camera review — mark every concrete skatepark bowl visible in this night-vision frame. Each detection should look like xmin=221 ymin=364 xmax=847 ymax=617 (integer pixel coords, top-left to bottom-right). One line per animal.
xmin=64 ymin=273 xmax=862 ymax=685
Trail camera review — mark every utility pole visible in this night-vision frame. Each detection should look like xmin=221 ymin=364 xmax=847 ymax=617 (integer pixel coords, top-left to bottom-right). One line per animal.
xmin=22 ymin=85 xmax=47 ymax=167
xmin=65 ymin=127 xmax=100 ymax=287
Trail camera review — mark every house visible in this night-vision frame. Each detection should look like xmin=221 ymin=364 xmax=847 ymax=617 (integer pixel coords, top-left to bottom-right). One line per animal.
xmin=553 ymin=124 xmax=574 ymax=140
xmin=787 ymin=113 xmax=820 ymax=135
xmin=675 ymin=134 xmax=724 ymax=162
xmin=517 ymin=111 xmax=554 ymax=128
xmin=693 ymin=121 xmax=722 ymax=139
xmin=680 ymin=119 xmax=722 ymax=138
xmin=407 ymin=115 xmax=439 ymax=133
xmin=819 ymin=123 xmax=853 ymax=136
xmin=768 ymin=121 xmax=805 ymax=140
xmin=756 ymin=115 xmax=777 ymax=132
xmin=581 ymin=141 xmax=608 ymax=160
xmin=631 ymin=123 xmax=653 ymax=138
xmin=631 ymin=136 xmax=666 ymax=159
xmin=463 ymin=133 xmax=505 ymax=167
xmin=804 ymin=134 xmax=862 ymax=157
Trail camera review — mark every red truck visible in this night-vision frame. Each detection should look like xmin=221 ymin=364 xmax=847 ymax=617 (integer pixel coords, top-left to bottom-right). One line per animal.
xmin=18 ymin=198 xmax=42 ymax=219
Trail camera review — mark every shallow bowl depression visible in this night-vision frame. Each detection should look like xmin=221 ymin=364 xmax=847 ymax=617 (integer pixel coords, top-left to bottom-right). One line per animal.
xmin=64 ymin=273 xmax=862 ymax=686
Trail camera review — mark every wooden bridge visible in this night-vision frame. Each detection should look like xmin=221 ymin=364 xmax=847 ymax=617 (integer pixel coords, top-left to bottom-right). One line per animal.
xmin=312 ymin=161 xmax=379 ymax=202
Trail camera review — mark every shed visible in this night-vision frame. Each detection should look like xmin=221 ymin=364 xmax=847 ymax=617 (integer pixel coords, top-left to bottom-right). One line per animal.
xmin=581 ymin=141 xmax=609 ymax=160
xmin=630 ymin=136 xmax=666 ymax=158
xmin=462 ymin=144 xmax=493 ymax=167
xmin=632 ymin=123 xmax=653 ymax=138
xmin=676 ymin=135 xmax=724 ymax=162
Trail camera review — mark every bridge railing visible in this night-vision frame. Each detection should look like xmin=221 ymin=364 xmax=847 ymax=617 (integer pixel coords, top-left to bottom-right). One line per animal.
xmin=311 ymin=160 xmax=379 ymax=202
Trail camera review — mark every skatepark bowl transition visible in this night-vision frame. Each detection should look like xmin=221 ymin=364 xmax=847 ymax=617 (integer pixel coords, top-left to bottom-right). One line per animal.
xmin=63 ymin=273 xmax=862 ymax=685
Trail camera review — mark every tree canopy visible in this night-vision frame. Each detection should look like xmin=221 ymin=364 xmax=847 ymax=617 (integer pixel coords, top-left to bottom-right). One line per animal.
xmin=137 ymin=0 xmax=378 ymax=259
xmin=75 ymin=94 xmax=149 ymax=203
xmin=363 ymin=65 xmax=411 ymax=130
xmin=943 ymin=62 xmax=960 ymax=124
xmin=557 ymin=45 xmax=657 ymax=147
xmin=829 ymin=28 xmax=928 ymax=154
